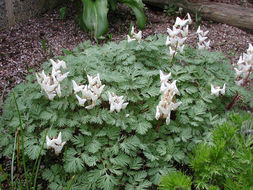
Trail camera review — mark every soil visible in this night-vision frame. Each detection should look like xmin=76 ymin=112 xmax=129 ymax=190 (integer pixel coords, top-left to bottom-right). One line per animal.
xmin=0 ymin=1 xmax=253 ymax=188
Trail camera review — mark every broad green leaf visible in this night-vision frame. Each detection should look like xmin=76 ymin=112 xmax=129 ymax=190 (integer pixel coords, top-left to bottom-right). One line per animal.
xmin=82 ymin=0 xmax=109 ymax=39
xmin=119 ymin=0 xmax=146 ymax=29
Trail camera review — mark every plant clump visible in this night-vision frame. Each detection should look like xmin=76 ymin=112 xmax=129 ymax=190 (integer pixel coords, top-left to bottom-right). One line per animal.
xmin=0 ymin=14 xmax=252 ymax=189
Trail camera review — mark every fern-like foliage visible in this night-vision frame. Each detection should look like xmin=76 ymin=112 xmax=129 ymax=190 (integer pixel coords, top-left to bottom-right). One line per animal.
xmin=158 ymin=171 xmax=192 ymax=190
xmin=0 ymin=35 xmax=252 ymax=189
xmin=190 ymin=112 xmax=253 ymax=190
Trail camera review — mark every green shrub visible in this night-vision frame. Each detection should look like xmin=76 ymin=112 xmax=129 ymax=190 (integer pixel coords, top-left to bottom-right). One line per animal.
xmin=158 ymin=171 xmax=192 ymax=190
xmin=190 ymin=112 xmax=253 ymax=190
xmin=0 ymin=35 xmax=251 ymax=189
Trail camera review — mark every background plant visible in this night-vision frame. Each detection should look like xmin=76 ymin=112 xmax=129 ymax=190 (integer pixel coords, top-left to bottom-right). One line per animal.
xmin=159 ymin=112 xmax=253 ymax=190
xmin=80 ymin=0 xmax=146 ymax=40
xmin=0 ymin=35 xmax=252 ymax=189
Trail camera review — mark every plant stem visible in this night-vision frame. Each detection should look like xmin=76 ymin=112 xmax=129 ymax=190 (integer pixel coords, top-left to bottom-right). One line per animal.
xmin=169 ymin=42 xmax=178 ymax=65
xmin=156 ymin=116 xmax=163 ymax=133
xmin=226 ymin=92 xmax=240 ymax=110
xmin=32 ymin=130 xmax=47 ymax=190
xmin=17 ymin=128 xmax=20 ymax=173
xmin=0 ymin=165 xmax=11 ymax=188
xmin=13 ymin=91 xmax=30 ymax=190
xmin=11 ymin=132 xmax=17 ymax=190
xmin=64 ymin=175 xmax=75 ymax=190
xmin=100 ymin=96 xmax=104 ymax=107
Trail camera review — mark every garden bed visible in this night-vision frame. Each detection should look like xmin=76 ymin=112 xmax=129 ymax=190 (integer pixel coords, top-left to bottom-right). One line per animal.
xmin=0 ymin=1 xmax=252 ymax=189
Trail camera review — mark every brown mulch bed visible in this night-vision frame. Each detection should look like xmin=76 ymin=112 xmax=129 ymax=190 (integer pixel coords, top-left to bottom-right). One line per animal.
xmin=0 ymin=2 xmax=253 ymax=106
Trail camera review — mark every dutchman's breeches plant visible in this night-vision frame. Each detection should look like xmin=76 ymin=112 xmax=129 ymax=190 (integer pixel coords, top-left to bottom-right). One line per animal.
xmin=0 ymin=13 xmax=252 ymax=189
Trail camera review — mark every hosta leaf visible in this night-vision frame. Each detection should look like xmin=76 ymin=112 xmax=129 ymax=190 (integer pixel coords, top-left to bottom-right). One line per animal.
xmin=118 ymin=0 xmax=146 ymax=29
xmin=81 ymin=0 xmax=109 ymax=39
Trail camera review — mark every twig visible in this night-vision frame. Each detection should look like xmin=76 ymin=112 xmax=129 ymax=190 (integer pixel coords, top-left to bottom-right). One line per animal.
xmin=156 ymin=115 xmax=164 ymax=133
xmin=226 ymin=92 xmax=241 ymax=110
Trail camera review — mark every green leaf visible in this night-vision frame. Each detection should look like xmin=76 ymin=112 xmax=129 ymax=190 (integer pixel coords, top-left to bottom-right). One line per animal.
xmin=86 ymin=139 xmax=102 ymax=153
xmin=64 ymin=149 xmax=84 ymax=173
xmin=81 ymin=0 xmax=109 ymax=39
xmin=119 ymin=0 xmax=146 ymax=29
xmin=81 ymin=153 xmax=98 ymax=167
xmin=135 ymin=120 xmax=152 ymax=135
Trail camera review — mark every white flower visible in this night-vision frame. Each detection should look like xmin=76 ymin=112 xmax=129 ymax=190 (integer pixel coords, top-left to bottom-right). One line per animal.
xmin=37 ymin=60 xmax=68 ymax=100
xmin=127 ymin=35 xmax=136 ymax=43
xmin=133 ymin=31 xmax=142 ymax=42
xmin=211 ymin=84 xmax=221 ymax=97
xmin=197 ymin=43 xmax=205 ymax=50
xmin=198 ymin=34 xmax=207 ymax=43
xmin=211 ymin=84 xmax=226 ymax=97
xmin=160 ymin=80 xmax=179 ymax=95
xmin=72 ymin=80 xmax=84 ymax=93
xmin=160 ymin=70 xmax=171 ymax=84
xmin=187 ymin=13 xmax=192 ymax=25
xmin=46 ymin=92 xmax=56 ymax=100
xmin=197 ymin=26 xmax=209 ymax=36
xmin=56 ymin=72 xmax=69 ymax=82
xmin=55 ymin=84 xmax=61 ymax=97
xmin=85 ymin=103 xmax=96 ymax=110
xmin=155 ymin=106 xmax=161 ymax=120
xmin=177 ymin=45 xmax=185 ymax=53
xmin=220 ymin=84 xmax=226 ymax=95
xmin=234 ymin=68 xmax=244 ymax=78
xmin=235 ymin=79 xmax=244 ymax=86
xmin=171 ymin=101 xmax=182 ymax=110
xmin=197 ymin=27 xmax=210 ymax=50
xmin=75 ymin=94 xmax=86 ymax=106
xmin=181 ymin=25 xmax=189 ymax=37
xmin=165 ymin=36 xmax=171 ymax=46
xmin=177 ymin=37 xmax=187 ymax=46
xmin=174 ymin=17 xmax=188 ymax=28
xmin=169 ymin=47 xmax=177 ymax=56
xmin=128 ymin=26 xmax=142 ymax=42
xmin=247 ymin=43 xmax=253 ymax=54
xmin=50 ymin=59 xmax=67 ymax=70
xmin=204 ymin=40 xmax=210 ymax=48
xmin=167 ymin=26 xmax=180 ymax=37
xmin=108 ymin=92 xmax=128 ymax=113
xmin=46 ymin=132 xmax=66 ymax=155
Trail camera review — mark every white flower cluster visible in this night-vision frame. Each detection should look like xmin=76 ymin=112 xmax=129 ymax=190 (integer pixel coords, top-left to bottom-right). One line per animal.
xmin=46 ymin=132 xmax=66 ymax=155
xmin=211 ymin=84 xmax=226 ymax=97
xmin=108 ymin=92 xmax=128 ymax=113
xmin=156 ymin=71 xmax=182 ymax=125
xmin=36 ymin=59 xmax=69 ymax=100
xmin=197 ymin=26 xmax=210 ymax=50
xmin=165 ymin=13 xmax=192 ymax=55
xmin=234 ymin=43 xmax=253 ymax=86
xmin=72 ymin=73 xmax=105 ymax=109
xmin=127 ymin=26 xmax=142 ymax=43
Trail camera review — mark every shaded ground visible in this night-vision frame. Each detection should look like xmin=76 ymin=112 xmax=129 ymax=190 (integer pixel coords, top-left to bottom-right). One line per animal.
xmin=0 ymin=2 xmax=253 ymax=105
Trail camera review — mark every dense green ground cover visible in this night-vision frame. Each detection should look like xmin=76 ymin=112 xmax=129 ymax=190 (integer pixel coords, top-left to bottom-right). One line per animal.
xmin=0 ymin=35 xmax=252 ymax=189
